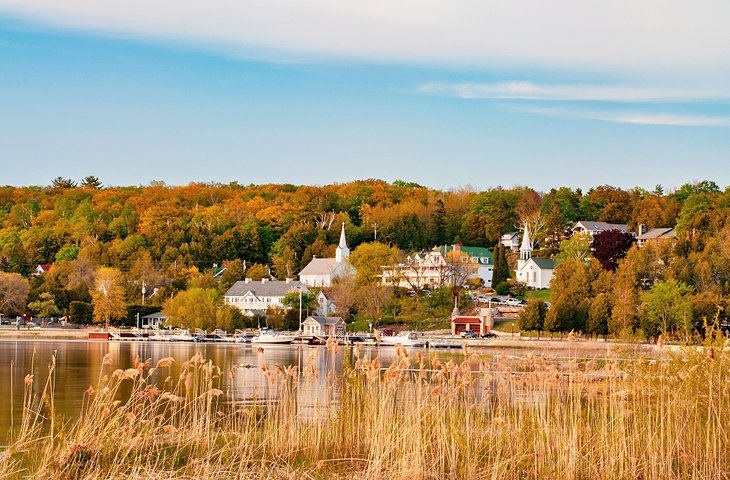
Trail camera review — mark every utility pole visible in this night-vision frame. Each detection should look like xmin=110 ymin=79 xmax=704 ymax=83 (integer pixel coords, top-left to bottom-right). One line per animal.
xmin=298 ymin=286 xmax=303 ymax=333
xmin=372 ymin=222 xmax=378 ymax=240
xmin=141 ymin=280 xmax=146 ymax=306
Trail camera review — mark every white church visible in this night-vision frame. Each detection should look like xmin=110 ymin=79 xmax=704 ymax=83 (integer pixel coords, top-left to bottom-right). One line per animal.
xmin=515 ymin=225 xmax=556 ymax=290
xmin=299 ymin=223 xmax=355 ymax=287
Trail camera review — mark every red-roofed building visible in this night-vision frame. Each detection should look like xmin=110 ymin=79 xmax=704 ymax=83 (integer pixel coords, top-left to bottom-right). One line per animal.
xmin=33 ymin=264 xmax=54 ymax=276
xmin=451 ymin=307 xmax=496 ymax=336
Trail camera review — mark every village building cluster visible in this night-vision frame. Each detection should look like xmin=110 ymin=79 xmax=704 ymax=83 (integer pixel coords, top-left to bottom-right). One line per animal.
xmin=212 ymin=219 xmax=674 ymax=321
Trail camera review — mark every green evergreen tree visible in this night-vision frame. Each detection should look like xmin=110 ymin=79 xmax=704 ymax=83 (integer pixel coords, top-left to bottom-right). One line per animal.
xmin=491 ymin=243 xmax=511 ymax=288
xmin=429 ymin=199 xmax=447 ymax=246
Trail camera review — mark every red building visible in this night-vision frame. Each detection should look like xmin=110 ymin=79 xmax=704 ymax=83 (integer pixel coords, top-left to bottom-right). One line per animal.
xmin=451 ymin=307 xmax=496 ymax=336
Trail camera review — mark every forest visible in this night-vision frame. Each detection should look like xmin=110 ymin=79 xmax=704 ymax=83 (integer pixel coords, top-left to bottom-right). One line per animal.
xmin=0 ymin=176 xmax=728 ymax=339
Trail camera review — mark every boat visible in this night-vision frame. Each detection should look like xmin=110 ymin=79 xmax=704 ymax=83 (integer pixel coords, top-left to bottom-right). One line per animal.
xmin=251 ymin=328 xmax=295 ymax=345
xmin=378 ymin=331 xmax=425 ymax=348
xmin=233 ymin=329 xmax=252 ymax=344
xmin=148 ymin=332 xmax=171 ymax=342
xmin=169 ymin=330 xmax=197 ymax=342
xmin=428 ymin=341 xmax=463 ymax=349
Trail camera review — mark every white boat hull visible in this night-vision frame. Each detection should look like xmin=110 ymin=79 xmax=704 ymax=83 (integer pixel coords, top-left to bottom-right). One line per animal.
xmin=379 ymin=332 xmax=425 ymax=348
xmin=252 ymin=335 xmax=294 ymax=345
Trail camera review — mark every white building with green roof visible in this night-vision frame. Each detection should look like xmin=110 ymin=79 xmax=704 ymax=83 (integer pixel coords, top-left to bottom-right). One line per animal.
xmin=515 ymin=225 xmax=555 ymax=289
xmin=381 ymin=243 xmax=493 ymax=288
xmin=438 ymin=244 xmax=494 ymax=287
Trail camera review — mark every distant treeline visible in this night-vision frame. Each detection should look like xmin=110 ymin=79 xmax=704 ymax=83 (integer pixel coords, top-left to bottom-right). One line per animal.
xmin=2 ymin=178 xmax=722 ymax=276
xmin=2 ymin=177 xmax=730 ymax=336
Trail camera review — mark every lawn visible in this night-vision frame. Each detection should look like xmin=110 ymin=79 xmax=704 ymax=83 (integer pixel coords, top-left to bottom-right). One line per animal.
xmin=525 ymin=289 xmax=552 ymax=302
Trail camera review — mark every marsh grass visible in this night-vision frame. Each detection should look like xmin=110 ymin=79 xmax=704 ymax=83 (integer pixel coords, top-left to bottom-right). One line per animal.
xmin=1 ymin=334 xmax=729 ymax=479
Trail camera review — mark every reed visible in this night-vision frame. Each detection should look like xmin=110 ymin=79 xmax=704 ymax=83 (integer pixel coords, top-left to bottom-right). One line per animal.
xmin=1 ymin=335 xmax=728 ymax=479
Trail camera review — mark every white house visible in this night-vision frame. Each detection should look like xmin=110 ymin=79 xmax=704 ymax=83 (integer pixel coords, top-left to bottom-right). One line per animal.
xmin=500 ymin=232 xmax=520 ymax=251
xmin=515 ymin=225 xmax=556 ymax=289
xmin=302 ymin=316 xmax=346 ymax=337
xmin=316 ymin=290 xmax=336 ymax=316
xmin=140 ymin=311 xmax=167 ymax=329
xmin=381 ymin=243 xmax=493 ymax=289
xmin=33 ymin=263 xmax=54 ymax=276
xmin=299 ymin=223 xmax=355 ymax=287
xmin=442 ymin=244 xmax=494 ymax=287
xmin=636 ymin=226 xmax=676 ymax=248
xmin=571 ymin=221 xmax=628 ymax=236
xmin=223 ymin=278 xmax=307 ymax=316
xmin=381 ymin=248 xmax=449 ymax=288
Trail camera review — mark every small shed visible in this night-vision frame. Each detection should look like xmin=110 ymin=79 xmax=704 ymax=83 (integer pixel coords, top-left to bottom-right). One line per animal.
xmin=302 ymin=316 xmax=345 ymax=337
xmin=141 ymin=311 xmax=167 ymax=329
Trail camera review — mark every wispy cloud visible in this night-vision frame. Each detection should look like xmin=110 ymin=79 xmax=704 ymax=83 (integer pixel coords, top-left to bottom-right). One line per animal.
xmin=517 ymin=106 xmax=730 ymax=127
xmin=1 ymin=1 xmax=730 ymax=72
xmin=421 ymin=81 xmax=726 ymax=103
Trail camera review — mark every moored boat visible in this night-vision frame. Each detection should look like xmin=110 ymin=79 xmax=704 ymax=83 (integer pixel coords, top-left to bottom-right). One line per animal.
xmin=251 ymin=328 xmax=294 ymax=345
xmin=379 ymin=331 xmax=425 ymax=347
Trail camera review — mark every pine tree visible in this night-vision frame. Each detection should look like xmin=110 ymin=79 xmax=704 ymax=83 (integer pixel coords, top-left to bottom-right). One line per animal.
xmin=491 ymin=243 xmax=511 ymax=289
xmin=429 ymin=199 xmax=447 ymax=246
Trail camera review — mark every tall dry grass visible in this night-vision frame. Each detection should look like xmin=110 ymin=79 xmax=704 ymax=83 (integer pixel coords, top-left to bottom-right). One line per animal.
xmin=0 ymin=335 xmax=728 ymax=479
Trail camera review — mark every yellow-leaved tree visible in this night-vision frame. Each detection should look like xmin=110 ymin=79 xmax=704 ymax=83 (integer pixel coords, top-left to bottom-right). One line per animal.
xmin=91 ymin=267 xmax=127 ymax=330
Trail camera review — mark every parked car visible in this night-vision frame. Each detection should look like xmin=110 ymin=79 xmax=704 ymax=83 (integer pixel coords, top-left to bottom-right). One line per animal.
xmin=481 ymin=332 xmax=498 ymax=338
xmin=504 ymin=298 xmax=524 ymax=307
xmin=460 ymin=330 xmax=478 ymax=338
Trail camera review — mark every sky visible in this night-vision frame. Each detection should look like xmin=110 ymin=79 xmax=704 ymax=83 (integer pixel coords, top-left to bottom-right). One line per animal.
xmin=0 ymin=1 xmax=729 ymax=192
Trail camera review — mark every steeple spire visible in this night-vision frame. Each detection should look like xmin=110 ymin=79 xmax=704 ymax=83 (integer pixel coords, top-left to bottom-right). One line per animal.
xmin=520 ymin=223 xmax=533 ymax=261
xmin=336 ymin=222 xmax=350 ymax=262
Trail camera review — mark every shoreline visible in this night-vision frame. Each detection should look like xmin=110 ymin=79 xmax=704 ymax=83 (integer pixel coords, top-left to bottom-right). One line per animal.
xmin=0 ymin=327 xmax=663 ymax=354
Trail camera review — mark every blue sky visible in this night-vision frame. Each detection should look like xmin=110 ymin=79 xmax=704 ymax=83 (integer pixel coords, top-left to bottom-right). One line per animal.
xmin=1 ymin=2 xmax=729 ymax=192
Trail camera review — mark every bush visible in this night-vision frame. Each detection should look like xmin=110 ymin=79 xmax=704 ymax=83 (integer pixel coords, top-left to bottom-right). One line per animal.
xmin=495 ymin=281 xmax=511 ymax=295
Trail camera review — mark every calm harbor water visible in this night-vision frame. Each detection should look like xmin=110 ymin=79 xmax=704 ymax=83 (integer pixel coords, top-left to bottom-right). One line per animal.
xmin=0 ymin=339 xmax=412 ymax=437
xmin=0 ymin=338 xmax=638 ymax=438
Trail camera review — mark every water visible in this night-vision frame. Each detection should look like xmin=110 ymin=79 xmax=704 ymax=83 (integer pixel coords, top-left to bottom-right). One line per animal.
xmin=0 ymin=338 xmax=640 ymax=439
xmin=0 ymin=339 xmax=409 ymax=438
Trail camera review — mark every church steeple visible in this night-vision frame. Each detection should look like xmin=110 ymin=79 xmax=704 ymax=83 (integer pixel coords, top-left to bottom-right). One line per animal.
xmin=336 ymin=222 xmax=350 ymax=263
xmin=520 ymin=224 xmax=533 ymax=261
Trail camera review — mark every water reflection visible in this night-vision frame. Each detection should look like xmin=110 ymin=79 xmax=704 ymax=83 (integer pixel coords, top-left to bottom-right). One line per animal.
xmin=0 ymin=339 xmax=636 ymax=438
xmin=0 ymin=340 xmax=403 ymax=437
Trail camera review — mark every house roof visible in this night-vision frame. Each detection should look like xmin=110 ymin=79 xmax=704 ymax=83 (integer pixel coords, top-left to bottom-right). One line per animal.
xmin=142 ymin=311 xmax=167 ymax=319
xmin=299 ymin=258 xmax=339 ymax=276
xmin=501 ymin=232 xmax=519 ymax=240
xmin=529 ymin=258 xmax=557 ymax=270
xmin=452 ymin=317 xmax=483 ymax=324
xmin=37 ymin=264 xmax=54 ymax=272
xmin=572 ymin=221 xmax=628 ymax=233
xmin=637 ymin=228 xmax=676 ymax=240
xmin=438 ymin=245 xmax=493 ymax=264
xmin=224 ymin=279 xmax=305 ymax=298
xmin=305 ymin=316 xmax=343 ymax=325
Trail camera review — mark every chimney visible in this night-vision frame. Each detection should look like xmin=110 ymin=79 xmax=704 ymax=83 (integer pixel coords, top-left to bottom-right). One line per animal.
xmin=313 ymin=254 xmax=317 ymax=259
xmin=261 ymin=278 xmax=268 ymax=284
xmin=244 ymin=278 xmax=251 ymax=284
xmin=285 ymin=278 xmax=292 ymax=284
xmin=638 ymin=223 xmax=648 ymax=236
